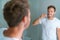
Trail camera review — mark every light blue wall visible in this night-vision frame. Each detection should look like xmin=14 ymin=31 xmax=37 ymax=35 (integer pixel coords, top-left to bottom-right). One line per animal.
xmin=0 ymin=0 xmax=9 ymax=28
xmin=0 ymin=0 xmax=60 ymax=40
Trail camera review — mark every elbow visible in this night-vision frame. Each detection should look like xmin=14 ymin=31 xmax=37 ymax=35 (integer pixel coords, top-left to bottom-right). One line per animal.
xmin=32 ymin=22 xmax=35 ymax=25
xmin=32 ymin=22 xmax=38 ymax=26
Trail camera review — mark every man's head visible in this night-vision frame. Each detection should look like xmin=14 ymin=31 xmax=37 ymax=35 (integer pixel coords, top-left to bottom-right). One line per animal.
xmin=3 ymin=0 xmax=30 ymax=29
xmin=47 ymin=5 xmax=56 ymax=18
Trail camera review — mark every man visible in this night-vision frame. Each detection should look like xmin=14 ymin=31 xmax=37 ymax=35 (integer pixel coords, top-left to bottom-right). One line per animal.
xmin=0 ymin=0 xmax=31 ymax=40
xmin=33 ymin=5 xmax=60 ymax=40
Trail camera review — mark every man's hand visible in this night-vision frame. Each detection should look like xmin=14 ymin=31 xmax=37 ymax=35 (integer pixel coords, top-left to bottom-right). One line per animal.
xmin=40 ymin=13 xmax=47 ymax=19
xmin=33 ymin=13 xmax=47 ymax=26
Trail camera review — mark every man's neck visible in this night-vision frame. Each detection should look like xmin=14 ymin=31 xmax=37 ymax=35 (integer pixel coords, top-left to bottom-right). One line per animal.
xmin=3 ymin=26 xmax=24 ymax=39
xmin=48 ymin=17 xmax=54 ymax=20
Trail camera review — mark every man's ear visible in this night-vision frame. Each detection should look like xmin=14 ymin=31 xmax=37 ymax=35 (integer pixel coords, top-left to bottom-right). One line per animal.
xmin=22 ymin=16 xmax=27 ymax=24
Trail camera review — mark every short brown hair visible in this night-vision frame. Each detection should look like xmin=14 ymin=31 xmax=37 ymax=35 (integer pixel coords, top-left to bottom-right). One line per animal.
xmin=3 ymin=0 xmax=29 ymax=27
xmin=47 ymin=5 xmax=56 ymax=12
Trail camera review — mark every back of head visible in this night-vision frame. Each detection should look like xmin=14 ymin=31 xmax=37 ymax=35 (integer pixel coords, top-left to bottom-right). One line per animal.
xmin=3 ymin=0 xmax=29 ymax=27
xmin=12 ymin=0 xmax=29 ymax=8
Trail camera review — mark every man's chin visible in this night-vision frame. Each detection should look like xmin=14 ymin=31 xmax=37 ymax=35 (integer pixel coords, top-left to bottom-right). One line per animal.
xmin=48 ymin=15 xmax=52 ymax=17
xmin=48 ymin=16 xmax=53 ymax=18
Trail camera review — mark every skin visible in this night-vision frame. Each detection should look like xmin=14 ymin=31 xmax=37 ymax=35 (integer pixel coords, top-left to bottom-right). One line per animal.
xmin=33 ymin=7 xmax=60 ymax=40
xmin=3 ymin=9 xmax=31 ymax=39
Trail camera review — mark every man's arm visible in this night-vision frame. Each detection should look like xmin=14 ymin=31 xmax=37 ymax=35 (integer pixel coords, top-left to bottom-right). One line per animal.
xmin=33 ymin=14 xmax=47 ymax=26
xmin=57 ymin=28 xmax=60 ymax=40
xmin=33 ymin=17 xmax=41 ymax=26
